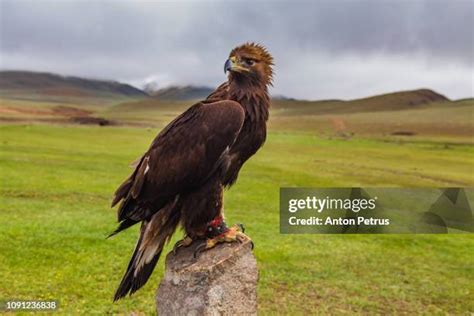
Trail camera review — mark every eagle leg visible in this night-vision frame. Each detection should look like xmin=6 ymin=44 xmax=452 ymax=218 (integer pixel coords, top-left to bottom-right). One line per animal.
xmin=193 ymin=224 xmax=252 ymax=258
xmin=172 ymin=235 xmax=193 ymax=255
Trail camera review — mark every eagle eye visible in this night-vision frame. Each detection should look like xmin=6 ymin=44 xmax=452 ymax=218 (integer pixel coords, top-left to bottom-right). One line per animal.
xmin=243 ymin=58 xmax=255 ymax=66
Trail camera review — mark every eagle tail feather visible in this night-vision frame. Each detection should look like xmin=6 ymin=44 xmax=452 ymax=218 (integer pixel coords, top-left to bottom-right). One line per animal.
xmin=111 ymin=178 xmax=133 ymax=207
xmin=113 ymin=245 xmax=161 ymax=301
xmin=106 ymin=218 xmax=138 ymax=239
xmin=113 ymin=201 xmax=181 ymax=301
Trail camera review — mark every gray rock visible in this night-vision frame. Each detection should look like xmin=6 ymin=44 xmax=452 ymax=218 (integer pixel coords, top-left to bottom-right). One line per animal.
xmin=156 ymin=238 xmax=257 ymax=316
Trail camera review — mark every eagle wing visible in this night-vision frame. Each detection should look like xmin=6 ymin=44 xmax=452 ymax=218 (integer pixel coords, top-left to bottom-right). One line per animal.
xmin=111 ymin=100 xmax=245 ymax=232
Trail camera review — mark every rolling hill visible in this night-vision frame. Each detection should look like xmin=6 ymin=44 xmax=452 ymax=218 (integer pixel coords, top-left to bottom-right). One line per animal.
xmin=0 ymin=71 xmax=148 ymax=98
xmin=98 ymin=89 xmax=470 ymax=140
xmin=271 ymin=89 xmax=450 ymax=116
xmin=0 ymin=70 xmax=470 ymax=140
xmin=108 ymin=88 xmax=452 ymax=118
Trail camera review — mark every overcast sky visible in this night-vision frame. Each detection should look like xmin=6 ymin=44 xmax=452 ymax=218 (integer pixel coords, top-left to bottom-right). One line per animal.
xmin=0 ymin=0 xmax=472 ymax=100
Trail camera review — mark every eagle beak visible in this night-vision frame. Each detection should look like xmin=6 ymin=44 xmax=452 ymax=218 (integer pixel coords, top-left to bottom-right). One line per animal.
xmin=224 ymin=56 xmax=250 ymax=75
xmin=224 ymin=58 xmax=233 ymax=73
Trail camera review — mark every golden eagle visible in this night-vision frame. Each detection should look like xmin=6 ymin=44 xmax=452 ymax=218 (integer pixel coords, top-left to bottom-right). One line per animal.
xmin=110 ymin=43 xmax=274 ymax=300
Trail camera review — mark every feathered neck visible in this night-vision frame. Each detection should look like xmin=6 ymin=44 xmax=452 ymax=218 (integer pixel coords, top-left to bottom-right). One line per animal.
xmin=227 ymin=77 xmax=270 ymax=123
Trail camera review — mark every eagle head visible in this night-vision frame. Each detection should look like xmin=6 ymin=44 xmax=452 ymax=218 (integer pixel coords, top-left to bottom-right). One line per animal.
xmin=225 ymin=43 xmax=274 ymax=86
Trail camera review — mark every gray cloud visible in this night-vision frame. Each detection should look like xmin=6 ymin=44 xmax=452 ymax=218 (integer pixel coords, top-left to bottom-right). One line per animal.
xmin=0 ymin=0 xmax=472 ymax=99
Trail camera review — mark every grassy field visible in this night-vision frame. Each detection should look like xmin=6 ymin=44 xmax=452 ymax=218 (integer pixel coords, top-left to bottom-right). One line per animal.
xmin=1 ymin=118 xmax=473 ymax=314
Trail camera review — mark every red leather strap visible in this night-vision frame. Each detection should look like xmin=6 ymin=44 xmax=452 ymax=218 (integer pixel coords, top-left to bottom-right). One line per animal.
xmin=209 ymin=215 xmax=224 ymax=228
xmin=206 ymin=215 xmax=228 ymax=238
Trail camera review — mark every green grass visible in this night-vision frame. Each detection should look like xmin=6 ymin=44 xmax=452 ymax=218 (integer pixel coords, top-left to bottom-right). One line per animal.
xmin=1 ymin=124 xmax=473 ymax=314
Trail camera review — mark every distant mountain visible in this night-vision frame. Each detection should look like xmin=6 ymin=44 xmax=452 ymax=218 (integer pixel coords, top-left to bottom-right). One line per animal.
xmin=0 ymin=71 xmax=148 ymax=98
xmin=351 ymin=88 xmax=449 ymax=107
xmin=272 ymin=94 xmax=295 ymax=101
xmin=146 ymin=85 xmax=214 ymax=100
xmin=271 ymin=88 xmax=451 ymax=115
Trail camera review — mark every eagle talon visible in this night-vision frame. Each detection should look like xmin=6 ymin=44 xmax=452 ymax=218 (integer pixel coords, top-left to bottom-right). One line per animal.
xmin=236 ymin=233 xmax=246 ymax=243
xmin=193 ymin=241 xmax=211 ymax=258
xmin=193 ymin=244 xmax=203 ymax=258
xmin=193 ymin=223 xmax=252 ymax=259
xmin=173 ymin=236 xmax=193 ymax=255
xmin=237 ymin=223 xmax=245 ymax=233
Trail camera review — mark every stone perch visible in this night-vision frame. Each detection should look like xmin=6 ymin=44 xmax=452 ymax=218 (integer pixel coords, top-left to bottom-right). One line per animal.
xmin=156 ymin=238 xmax=258 ymax=316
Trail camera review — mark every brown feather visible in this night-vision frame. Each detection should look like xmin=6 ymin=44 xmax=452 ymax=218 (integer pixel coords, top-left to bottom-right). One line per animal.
xmin=131 ymin=156 xmax=149 ymax=199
